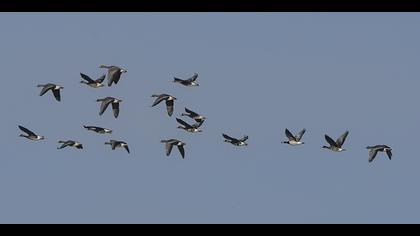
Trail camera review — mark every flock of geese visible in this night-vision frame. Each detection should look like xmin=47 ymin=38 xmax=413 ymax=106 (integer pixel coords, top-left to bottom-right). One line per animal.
xmin=19 ymin=65 xmax=393 ymax=163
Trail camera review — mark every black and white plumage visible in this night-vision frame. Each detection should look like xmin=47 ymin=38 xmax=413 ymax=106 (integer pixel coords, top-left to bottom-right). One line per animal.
xmin=83 ymin=125 xmax=112 ymax=134
xmin=322 ymin=131 xmax=349 ymax=152
xmin=173 ymin=73 xmax=199 ymax=87
xmin=181 ymin=108 xmax=206 ymax=123
xmin=150 ymin=94 xmax=177 ymax=117
xmin=176 ymin=118 xmax=204 ymax=133
xmin=99 ymin=65 xmax=127 ymax=87
xmin=366 ymin=145 xmax=393 ymax=163
xmin=161 ymin=139 xmax=186 ymax=159
xmin=37 ymin=83 xmax=64 ymax=102
xmin=105 ymin=140 xmax=130 ymax=153
xmin=97 ymin=97 xmax=122 ymax=118
xmin=57 ymin=140 xmax=83 ymax=149
xmin=18 ymin=126 xmax=45 ymax=141
xmin=80 ymin=73 xmax=105 ymax=88
xmin=222 ymin=133 xmax=248 ymax=146
xmin=283 ymin=128 xmax=306 ymax=146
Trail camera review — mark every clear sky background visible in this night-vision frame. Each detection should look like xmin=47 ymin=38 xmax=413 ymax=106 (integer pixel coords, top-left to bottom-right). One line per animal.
xmin=1 ymin=13 xmax=419 ymax=224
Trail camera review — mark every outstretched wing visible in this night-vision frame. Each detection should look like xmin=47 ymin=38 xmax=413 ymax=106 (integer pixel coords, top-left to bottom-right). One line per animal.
xmin=386 ymin=149 xmax=393 ymax=160
xmin=192 ymin=120 xmax=205 ymax=128
xmin=80 ymin=73 xmax=95 ymax=83
xmin=165 ymin=143 xmax=174 ymax=156
xmin=39 ymin=84 xmax=54 ymax=96
xmin=166 ymin=99 xmax=174 ymax=116
xmin=176 ymin=118 xmax=193 ymax=129
xmin=53 ymin=89 xmax=61 ymax=101
xmin=108 ymin=67 xmax=122 ymax=86
xmin=177 ymin=145 xmax=185 ymax=159
xmin=99 ymin=99 xmax=112 ymax=116
xmin=19 ymin=126 xmax=36 ymax=136
xmin=296 ymin=128 xmax=306 ymax=141
xmin=239 ymin=135 xmax=249 ymax=142
xmin=325 ymin=135 xmax=338 ymax=147
xmin=336 ymin=131 xmax=349 ymax=147
xmin=186 ymin=73 xmax=198 ymax=82
xmin=96 ymin=74 xmax=106 ymax=83
xmin=368 ymin=149 xmax=379 ymax=163
xmin=151 ymin=95 xmax=167 ymax=107
xmin=112 ymin=102 xmax=120 ymax=118
xmin=285 ymin=129 xmax=296 ymax=141
xmin=124 ymin=145 xmax=130 ymax=154
xmin=223 ymin=133 xmax=237 ymax=142
xmin=185 ymin=107 xmax=199 ymax=117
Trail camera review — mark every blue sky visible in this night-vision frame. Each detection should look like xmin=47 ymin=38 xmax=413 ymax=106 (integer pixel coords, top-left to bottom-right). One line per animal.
xmin=1 ymin=13 xmax=420 ymax=223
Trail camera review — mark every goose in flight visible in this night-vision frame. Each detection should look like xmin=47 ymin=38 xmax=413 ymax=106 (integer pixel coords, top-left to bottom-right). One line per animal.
xmin=222 ymin=133 xmax=248 ymax=146
xmin=181 ymin=108 xmax=206 ymax=123
xmin=80 ymin=73 xmax=105 ymax=88
xmin=97 ymin=97 xmax=122 ymax=118
xmin=151 ymin=94 xmax=177 ymax=117
xmin=83 ymin=125 xmax=112 ymax=134
xmin=18 ymin=126 xmax=45 ymax=141
xmin=322 ymin=131 xmax=349 ymax=152
xmin=283 ymin=128 xmax=306 ymax=146
xmin=57 ymin=140 xmax=83 ymax=150
xmin=161 ymin=139 xmax=186 ymax=159
xmin=176 ymin=118 xmax=204 ymax=133
xmin=366 ymin=145 xmax=393 ymax=163
xmin=173 ymin=73 xmax=199 ymax=87
xmin=105 ymin=140 xmax=130 ymax=153
xmin=37 ymin=83 xmax=64 ymax=102
xmin=99 ymin=65 xmax=127 ymax=87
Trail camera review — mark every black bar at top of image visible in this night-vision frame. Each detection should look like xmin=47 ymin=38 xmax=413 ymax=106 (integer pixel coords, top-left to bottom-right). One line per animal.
xmin=0 ymin=0 xmax=420 ymax=12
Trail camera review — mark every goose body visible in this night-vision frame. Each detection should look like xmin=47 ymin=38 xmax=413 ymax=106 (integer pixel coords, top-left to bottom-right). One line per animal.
xmin=173 ymin=73 xmax=199 ymax=87
xmin=105 ymin=140 xmax=130 ymax=153
xmin=83 ymin=125 xmax=112 ymax=134
xmin=80 ymin=73 xmax=105 ymax=88
xmin=322 ymin=131 xmax=349 ymax=152
xmin=151 ymin=94 xmax=177 ymax=116
xmin=223 ymin=133 xmax=248 ymax=146
xmin=176 ymin=118 xmax=203 ymax=133
xmin=99 ymin=65 xmax=127 ymax=87
xmin=37 ymin=83 xmax=64 ymax=101
xmin=18 ymin=126 xmax=45 ymax=141
xmin=181 ymin=108 xmax=206 ymax=123
xmin=283 ymin=128 xmax=306 ymax=146
xmin=366 ymin=145 xmax=393 ymax=163
xmin=97 ymin=97 xmax=122 ymax=118
xmin=161 ymin=139 xmax=186 ymax=159
xmin=57 ymin=140 xmax=83 ymax=149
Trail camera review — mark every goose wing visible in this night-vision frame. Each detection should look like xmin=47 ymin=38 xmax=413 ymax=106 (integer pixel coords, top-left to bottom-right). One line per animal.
xmin=325 ymin=135 xmax=338 ymax=147
xmin=53 ymin=89 xmax=61 ymax=101
xmin=166 ymin=99 xmax=174 ymax=116
xmin=285 ymin=129 xmax=296 ymax=141
xmin=176 ymin=118 xmax=193 ymax=129
xmin=239 ymin=135 xmax=249 ymax=142
xmin=223 ymin=133 xmax=238 ymax=142
xmin=96 ymin=74 xmax=106 ymax=83
xmin=99 ymin=98 xmax=112 ymax=116
xmin=19 ymin=126 xmax=36 ymax=136
xmin=336 ymin=131 xmax=349 ymax=147
xmin=165 ymin=142 xmax=174 ymax=156
xmin=80 ymin=73 xmax=95 ymax=83
xmin=112 ymin=102 xmax=120 ymax=118
xmin=151 ymin=95 xmax=167 ymax=107
xmin=39 ymin=84 xmax=55 ymax=96
xmin=295 ymin=128 xmax=306 ymax=141
xmin=368 ymin=148 xmax=379 ymax=163
xmin=177 ymin=145 xmax=185 ymax=159
xmin=386 ymin=149 xmax=393 ymax=160
xmin=185 ymin=107 xmax=199 ymax=117
xmin=186 ymin=73 xmax=198 ymax=82
xmin=107 ymin=67 xmax=122 ymax=86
